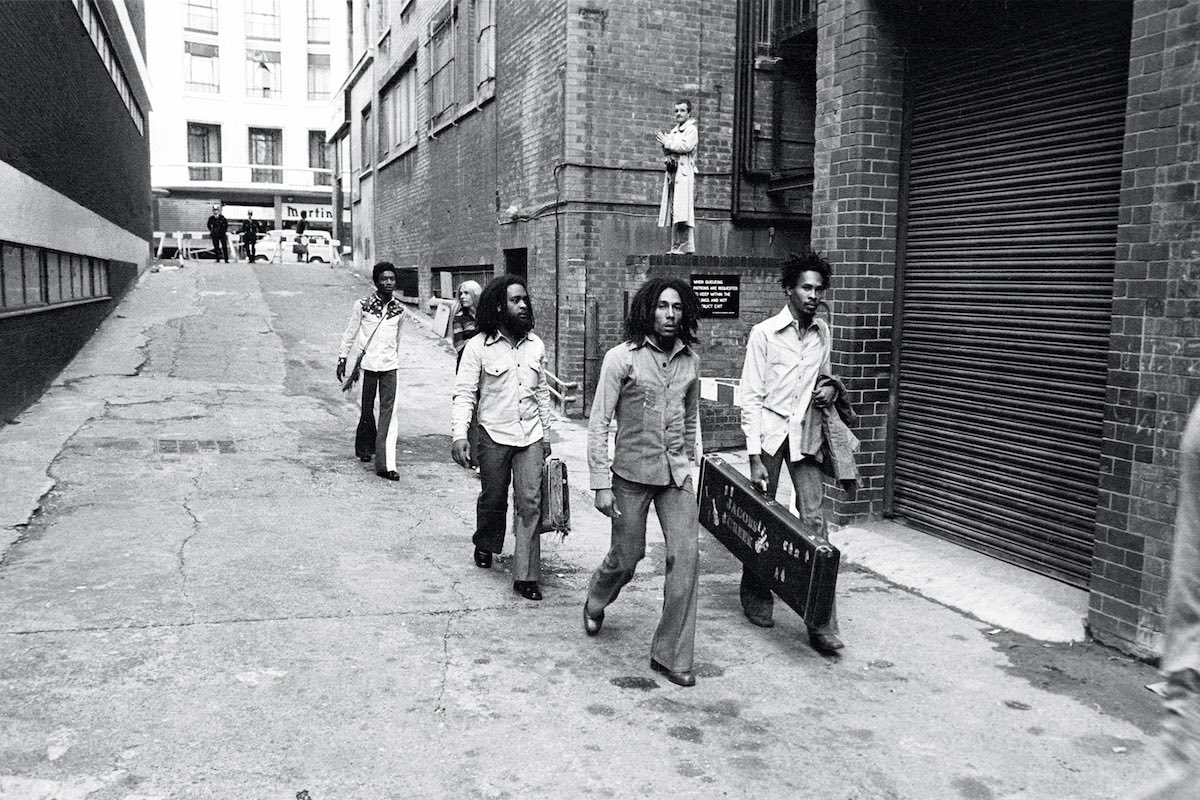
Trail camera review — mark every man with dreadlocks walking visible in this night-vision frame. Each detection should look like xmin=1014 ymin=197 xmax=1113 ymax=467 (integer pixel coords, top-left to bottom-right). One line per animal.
xmin=582 ymin=277 xmax=703 ymax=687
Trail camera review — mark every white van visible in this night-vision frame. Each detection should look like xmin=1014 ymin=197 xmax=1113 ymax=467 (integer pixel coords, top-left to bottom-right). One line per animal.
xmin=252 ymin=230 xmax=339 ymax=264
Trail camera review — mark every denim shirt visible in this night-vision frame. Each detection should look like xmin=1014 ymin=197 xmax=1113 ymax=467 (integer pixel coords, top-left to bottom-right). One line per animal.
xmin=588 ymin=338 xmax=700 ymax=490
xmin=452 ymin=331 xmax=551 ymax=448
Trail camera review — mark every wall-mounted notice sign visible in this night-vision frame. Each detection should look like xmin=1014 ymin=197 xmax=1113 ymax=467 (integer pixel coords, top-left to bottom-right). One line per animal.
xmin=692 ymin=274 xmax=740 ymax=319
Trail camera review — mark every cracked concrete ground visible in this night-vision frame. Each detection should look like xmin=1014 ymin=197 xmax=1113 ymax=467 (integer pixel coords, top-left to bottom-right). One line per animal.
xmin=0 ymin=262 xmax=1166 ymax=799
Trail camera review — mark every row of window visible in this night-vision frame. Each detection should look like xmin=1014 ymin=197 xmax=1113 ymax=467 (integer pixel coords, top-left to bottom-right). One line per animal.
xmin=187 ymin=124 xmax=330 ymax=186
xmin=0 ymin=243 xmax=109 ymax=314
xmin=186 ymin=0 xmax=331 ymax=44
xmin=185 ymin=44 xmax=330 ymax=100
xmin=184 ymin=44 xmax=331 ymax=100
xmin=357 ymin=0 xmax=495 ymax=171
xmin=72 ymin=0 xmax=146 ymax=135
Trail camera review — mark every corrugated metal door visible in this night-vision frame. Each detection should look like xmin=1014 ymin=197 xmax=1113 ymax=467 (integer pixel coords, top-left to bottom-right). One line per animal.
xmin=889 ymin=6 xmax=1131 ymax=587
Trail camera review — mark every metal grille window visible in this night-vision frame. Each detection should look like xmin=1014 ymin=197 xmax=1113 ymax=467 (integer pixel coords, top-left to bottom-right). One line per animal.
xmin=187 ymin=122 xmax=222 ymax=181
xmin=361 ymin=106 xmax=373 ymax=167
xmin=248 ymin=127 xmax=282 ymax=183
xmin=427 ymin=4 xmax=456 ymax=129
xmin=245 ymin=0 xmax=280 ymax=39
xmin=0 ymin=243 xmax=109 ymax=314
xmin=389 ymin=64 xmax=416 ymax=152
xmin=474 ymin=0 xmax=494 ymax=99
xmin=246 ymin=49 xmax=281 ymax=98
xmin=310 ymin=130 xmax=330 ymax=186
xmin=306 ymin=0 xmax=330 ymax=42
xmin=307 ymin=52 xmax=330 ymax=100
xmin=185 ymin=0 xmax=218 ymax=32
xmin=185 ymin=41 xmax=220 ymax=93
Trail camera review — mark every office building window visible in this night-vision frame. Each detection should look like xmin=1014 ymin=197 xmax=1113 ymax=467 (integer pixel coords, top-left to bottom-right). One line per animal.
xmin=248 ymin=127 xmax=282 ymax=183
xmin=307 ymin=0 xmax=330 ymax=42
xmin=187 ymin=123 xmax=222 ymax=181
xmin=185 ymin=42 xmax=220 ymax=93
xmin=310 ymin=130 xmax=330 ymax=186
xmin=386 ymin=64 xmax=416 ymax=153
xmin=185 ymin=0 xmax=218 ymax=32
xmin=1 ymin=243 xmax=108 ymax=314
xmin=427 ymin=3 xmax=455 ymax=128
xmin=74 ymin=0 xmax=146 ymax=133
xmin=246 ymin=49 xmax=281 ymax=98
xmin=307 ymin=53 xmax=330 ymax=100
xmin=245 ymin=0 xmax=280 ymax=39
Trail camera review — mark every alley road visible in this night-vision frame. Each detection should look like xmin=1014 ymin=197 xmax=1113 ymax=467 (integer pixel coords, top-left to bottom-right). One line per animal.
xmin=0 ymin=262 xmax=1162 ymax=799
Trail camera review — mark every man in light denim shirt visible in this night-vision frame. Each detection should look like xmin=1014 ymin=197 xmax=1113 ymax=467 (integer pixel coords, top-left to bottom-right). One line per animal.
xmin=739 ymin=251 xmax=846 ymax=656
xmin=583 ymin=277 xmax=703 ymax=687
xmin=452 ymin=275 xmax=552 ymax=602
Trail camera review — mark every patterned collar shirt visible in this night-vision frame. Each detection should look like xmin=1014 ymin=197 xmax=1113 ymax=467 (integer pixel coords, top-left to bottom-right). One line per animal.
xmin=587 ymin=337 xmax=701 ymax=491
xmin=452 ymin=330 xmax=552 ymax=448
xmin=740 ymin=306 xmax=832 ymax=463
xmin=338 ymin=293 xmax=406 ymax=372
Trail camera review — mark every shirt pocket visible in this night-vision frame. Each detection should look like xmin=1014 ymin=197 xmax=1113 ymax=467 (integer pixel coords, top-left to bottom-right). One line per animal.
xmin=764 ymin=342 xmax=799 ymax=411
xmin=483 ymin=360 xmax=510 ymax=380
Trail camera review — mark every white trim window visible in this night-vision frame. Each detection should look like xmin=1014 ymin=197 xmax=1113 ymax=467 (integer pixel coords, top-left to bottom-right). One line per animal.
xmin=473 ymin=0 xmax=494 ymax=100
xmin=245 ymin=0 xmax=280 ymax=40
xmin=306 ymin=0 xmax=330 ymax=43
xmin=187 ymin=122 xmax=223 ymax=181
xmin=248 ymin=127 xmax=283 ymax=183
xmin=307 ymin=52 xmax=330 ymax=100
xmin=185 ymin=41 xmax=220 ymax=93
xmin=388 ymin=64 xmax=416 ymax=153
xmin=426 ymin=3 xmax=456 ymax=129
xmin=185 ymin=0 xmax=218 ymax=33
xmin=246 ymin=48 xmax=281 ymax=98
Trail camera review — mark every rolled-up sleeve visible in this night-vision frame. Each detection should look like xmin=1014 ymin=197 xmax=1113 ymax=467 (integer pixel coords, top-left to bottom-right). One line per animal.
xmin=740 ymin=326 xmax=768 ymax=456
xmin=587 ymin=347 xmax=627 ymax=491
xmin=452 ymin=337 xmax=483 ymax=441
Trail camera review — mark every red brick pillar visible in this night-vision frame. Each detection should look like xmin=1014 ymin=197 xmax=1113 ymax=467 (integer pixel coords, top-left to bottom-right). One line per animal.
xmin=811 ymin=0 xmax=906 ymax=521
xmin=1088 ymin=0 xmax=1200 ymax=656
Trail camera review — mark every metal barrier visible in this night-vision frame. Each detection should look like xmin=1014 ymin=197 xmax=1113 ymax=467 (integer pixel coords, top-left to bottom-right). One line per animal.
xmin=545 ymin=368 xmax=579 ymax=417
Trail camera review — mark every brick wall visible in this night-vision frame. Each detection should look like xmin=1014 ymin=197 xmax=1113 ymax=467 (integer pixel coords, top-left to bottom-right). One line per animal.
xmin=1088 ymin=0 xmax=1200 ymax=657
xmin=810 ymin=0 xmax=905 ymax=521
xmin=0 ymin=2 xmax=152 ymax=241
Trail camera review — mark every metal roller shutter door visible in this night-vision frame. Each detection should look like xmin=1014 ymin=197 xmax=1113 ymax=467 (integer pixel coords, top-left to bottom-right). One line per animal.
xmin=890 ymin=7 xmax=1131 ymax=588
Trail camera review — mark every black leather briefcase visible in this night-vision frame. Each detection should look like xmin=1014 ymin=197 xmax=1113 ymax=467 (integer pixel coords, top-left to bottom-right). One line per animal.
xmin=697 ymin=455 xmax=839 ymax=629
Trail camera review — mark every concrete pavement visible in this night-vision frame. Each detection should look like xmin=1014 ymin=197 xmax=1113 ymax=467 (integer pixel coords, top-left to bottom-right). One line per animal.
xmin=0 ymin=261 xmax=1165 ymax=799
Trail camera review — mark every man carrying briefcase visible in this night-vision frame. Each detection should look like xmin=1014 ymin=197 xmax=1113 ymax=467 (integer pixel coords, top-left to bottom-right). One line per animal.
xmin=739 ymin=251 xmax=850 ymax=656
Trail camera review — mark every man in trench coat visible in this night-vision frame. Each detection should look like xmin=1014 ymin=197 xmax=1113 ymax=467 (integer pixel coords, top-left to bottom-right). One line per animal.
xmin=657 ymin=99 xmax=698 ymax=255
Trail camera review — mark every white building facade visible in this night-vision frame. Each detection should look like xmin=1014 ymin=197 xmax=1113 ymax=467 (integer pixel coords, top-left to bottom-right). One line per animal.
xmin=147 ymin=0 xmax=349 ymax=237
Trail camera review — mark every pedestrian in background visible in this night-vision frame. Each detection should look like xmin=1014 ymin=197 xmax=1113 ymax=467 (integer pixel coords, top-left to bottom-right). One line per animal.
xmin=583 ymin=277 xmax=702 ymax=687
xmin=1135 ymin=399 xmax=1200 ymax=799
xmin=337 ymin=261 xmax=407 ymax=481
xmin=295 ymin=210 xmax=309 ymax=261
xmin=206 ymin=204 xmax=230 ymax=262
xmin=240 ymin=212 xmax=259 ymax=262
xmin=738 ymin=250 xmax=848 ymax=656
xmin=452 ymin=279 xmax=484 ymax=471
xmin=451 ymin=280 xmax=482 ymax=369
xmin=451 ymin=275 xmax=552 ymax=601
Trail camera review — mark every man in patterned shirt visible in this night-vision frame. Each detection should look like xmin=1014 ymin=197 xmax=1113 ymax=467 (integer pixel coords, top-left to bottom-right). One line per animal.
xmin=337 ymin=261 xmax=407 ymax=480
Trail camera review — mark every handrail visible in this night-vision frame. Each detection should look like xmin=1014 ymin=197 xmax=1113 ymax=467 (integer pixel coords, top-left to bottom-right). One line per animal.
xmin=545 ymin=368 xmax=579 ymax=417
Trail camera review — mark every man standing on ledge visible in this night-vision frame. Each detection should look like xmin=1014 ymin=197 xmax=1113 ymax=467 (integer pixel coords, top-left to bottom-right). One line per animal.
xmin=739 ymin=251 xmax=846 ymax=656
xmin=451 ymin=275 xmax=552 ymax=602
xmin=656 ymin=99 xmax=698 ymax=255
xmin=337 ymin=262 xmax=407 ymax=480
xmin=583 ymin=277 xmax=703 ymax=687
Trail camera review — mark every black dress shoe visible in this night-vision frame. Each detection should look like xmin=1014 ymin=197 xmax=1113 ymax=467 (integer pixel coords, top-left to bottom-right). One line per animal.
xmin=473 ymin=548 xmax=492 ymax=569
xmin=583 ymin=600 xmax=604 ymax=636
xmin=376 ymin=470 xmax=399 ymax=481
xmin=358 ymin=455 xmax=372 ymax=462
xmin=513 ymin=581 xmax=543 ymax=601
xmin=650 ymin=658 xmax=696 ymax=687
xmin=809 ymin=632 xmax=845 ymax=655
xmin=743 ymin=608 xmax=775 ymax=628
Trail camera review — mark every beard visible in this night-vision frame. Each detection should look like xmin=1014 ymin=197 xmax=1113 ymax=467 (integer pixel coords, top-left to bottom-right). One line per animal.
xmin=507 ymin=310 xmax=533 ymax=337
